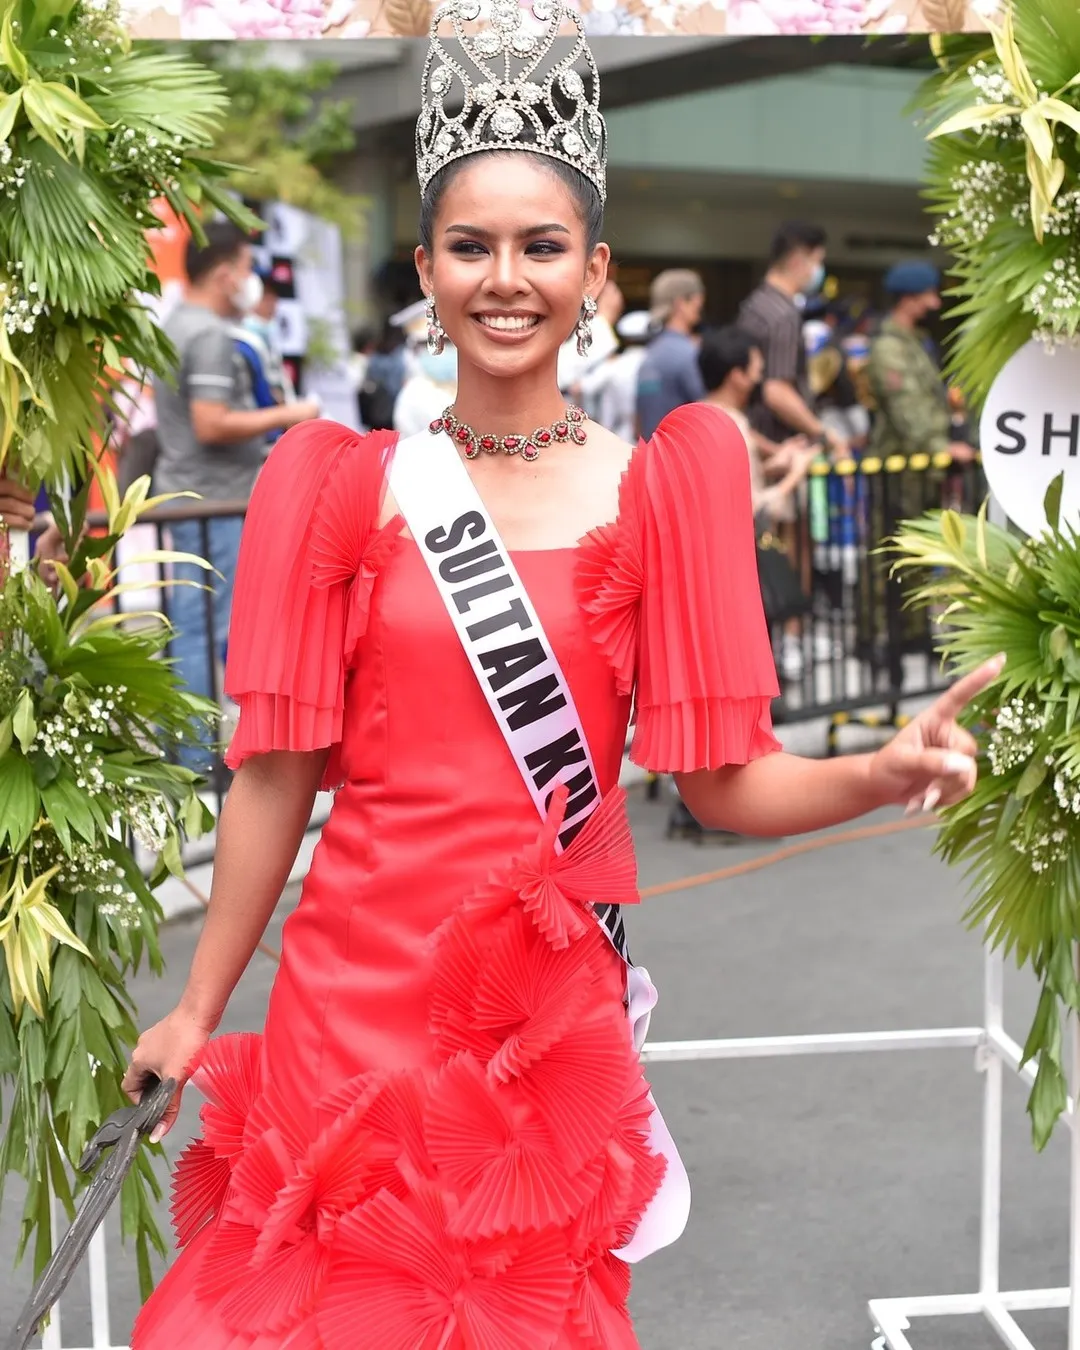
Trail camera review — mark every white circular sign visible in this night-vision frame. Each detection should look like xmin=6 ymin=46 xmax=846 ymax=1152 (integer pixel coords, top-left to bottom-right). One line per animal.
xmin=980 ymin=340 xmax=1080 ymax=537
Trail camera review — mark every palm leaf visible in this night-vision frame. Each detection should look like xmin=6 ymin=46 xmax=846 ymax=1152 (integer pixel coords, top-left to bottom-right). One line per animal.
xmin=89 ymin=52 xmax=231 ymax=147
xmin=1013 ymin=0 xmax=1080 ymax=91
xmin=8 ymin=142 xmax=149 ymax=313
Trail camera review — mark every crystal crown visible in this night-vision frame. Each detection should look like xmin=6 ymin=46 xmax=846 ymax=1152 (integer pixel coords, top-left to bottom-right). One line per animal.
xmin=416 ymin=0 xmax=607 ymax=204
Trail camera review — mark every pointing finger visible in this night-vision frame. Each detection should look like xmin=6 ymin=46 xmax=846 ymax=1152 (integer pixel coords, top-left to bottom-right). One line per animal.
xmin=932 ymin=653 xmax=1006 ymax=722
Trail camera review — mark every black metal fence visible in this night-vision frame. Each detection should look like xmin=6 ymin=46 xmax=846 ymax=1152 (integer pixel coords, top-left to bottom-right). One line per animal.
xmin=88 ymin=499 xmax=250 ymax=839
xmin=89 ymin=451 xmax=984 ymax=829
xmin=766 ymin=451 xmax=983 ymax=746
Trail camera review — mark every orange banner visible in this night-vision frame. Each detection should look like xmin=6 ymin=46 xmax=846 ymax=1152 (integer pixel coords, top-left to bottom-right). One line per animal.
xmin=147 ymin=199 xmax=192 ymax=296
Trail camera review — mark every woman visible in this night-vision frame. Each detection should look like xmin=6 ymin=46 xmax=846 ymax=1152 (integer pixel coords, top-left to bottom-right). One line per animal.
xmin=125 ymin=4 xmax=999 ymax=1345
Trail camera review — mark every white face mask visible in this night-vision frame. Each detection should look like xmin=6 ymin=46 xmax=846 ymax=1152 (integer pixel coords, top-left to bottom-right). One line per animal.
xmin=232 ymin=271 xmax=264 ymax=315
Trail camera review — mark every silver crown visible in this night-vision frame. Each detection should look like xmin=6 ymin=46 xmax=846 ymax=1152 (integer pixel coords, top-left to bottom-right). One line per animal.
xmin=416 ymin=0 xmax=607 ymax=204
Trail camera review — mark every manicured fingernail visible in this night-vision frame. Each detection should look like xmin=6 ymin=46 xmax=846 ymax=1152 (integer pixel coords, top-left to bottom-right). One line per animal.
xmin=905 ymin=798 xmax=920 ymax=817
xmin=943 ymin=752 xmax=975 ymax=775
xmin=922 ymin=787 xmax=941 ymax=813
xmin=150 ymin=1124 xmax=166 ymax=1144
xmin=991 ymin=652 xmax=1006 ymax=670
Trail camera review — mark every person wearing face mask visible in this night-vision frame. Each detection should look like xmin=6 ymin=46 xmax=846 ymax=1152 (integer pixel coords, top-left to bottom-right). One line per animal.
xmin=738 ymin=220 xmax=847 ymax=462
xmin=237 ymin=265 xmax=296 ymax=408
xmin=866 ymin=261 xmax=976 ymax=468
xmin=153 ymin=220 xmax=319 ymax=772
xmin=393 ymin=338 xmax=459 ymax=436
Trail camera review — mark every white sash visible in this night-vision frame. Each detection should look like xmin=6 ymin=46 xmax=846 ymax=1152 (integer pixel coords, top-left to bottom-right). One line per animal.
xmin=389 ymin=429 xmax=691 ymax=1262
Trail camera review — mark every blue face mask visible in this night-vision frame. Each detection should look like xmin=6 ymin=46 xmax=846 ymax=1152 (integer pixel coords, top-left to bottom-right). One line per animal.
xmin=805 ymin=262 xmax=826 ymax=295
xmin=242 ymin=315 xmax=273 ymax=344
xmin=418 ymin=346 xmax=457 ymax=384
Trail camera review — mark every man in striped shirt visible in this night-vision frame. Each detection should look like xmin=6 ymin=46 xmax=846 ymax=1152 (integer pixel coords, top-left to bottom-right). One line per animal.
xmin=738 ymin=221 xmax=847 ymax=462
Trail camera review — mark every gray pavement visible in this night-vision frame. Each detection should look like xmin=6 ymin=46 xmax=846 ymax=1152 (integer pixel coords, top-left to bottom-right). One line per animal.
xmin=0 ymin=786 xmax=1070 ymax=1350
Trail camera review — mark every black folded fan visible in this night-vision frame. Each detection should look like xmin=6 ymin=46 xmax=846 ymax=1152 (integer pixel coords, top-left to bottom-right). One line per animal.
xmin=4 ymin=1077 xmax=176 ymax=1350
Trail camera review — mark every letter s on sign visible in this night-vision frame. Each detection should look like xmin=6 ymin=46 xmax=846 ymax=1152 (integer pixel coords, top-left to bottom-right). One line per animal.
xmin=425 ymin=511 xmax=486 ymax=553
xmin=994 ymin=410 xmax=1026 ymax=454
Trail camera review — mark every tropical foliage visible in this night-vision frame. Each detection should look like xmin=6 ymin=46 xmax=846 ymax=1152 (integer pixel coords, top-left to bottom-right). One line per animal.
xmin=0 ymin=478 xmax=215 ymax=1288
xmin=191 ymin=42 xmax=367 ymax=237
xmin=893 ymin=480 xmax=1080 ymax=1149
xmin=897 ymin=0 xmax=1080 ymax=1148
xmin=917 ymin=0 xmax=1080 ymax=402
xmin=0 ymin=0 xmax=251 ymax=1290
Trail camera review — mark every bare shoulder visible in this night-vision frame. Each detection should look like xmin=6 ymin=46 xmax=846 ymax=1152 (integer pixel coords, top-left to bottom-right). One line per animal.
xmin=584 ymin=419 xmax=637 ymax=476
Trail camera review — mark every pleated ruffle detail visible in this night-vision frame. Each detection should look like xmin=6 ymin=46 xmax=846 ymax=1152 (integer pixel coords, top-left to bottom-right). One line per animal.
xmin=223 ymin=422 xmax=401 ymax=788
xmin=576 ymin=403 xmax=781 ymax=775
xmin=576 ymin=463 xmax=644 ymax=699
xmin=137 ymin=787 xmax=659 ymax=1350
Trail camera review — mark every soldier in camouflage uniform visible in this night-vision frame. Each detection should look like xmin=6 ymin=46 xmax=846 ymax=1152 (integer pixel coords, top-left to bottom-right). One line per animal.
xmin=865 ymin=262 xmax=976 ymax=657
xmin=867 ymin=261 xmax=975 ymax=466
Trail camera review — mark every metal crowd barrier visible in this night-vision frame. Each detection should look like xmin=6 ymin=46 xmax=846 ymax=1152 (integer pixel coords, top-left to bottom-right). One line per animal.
xmin=766 ymin=450 xmax=984 ymax=743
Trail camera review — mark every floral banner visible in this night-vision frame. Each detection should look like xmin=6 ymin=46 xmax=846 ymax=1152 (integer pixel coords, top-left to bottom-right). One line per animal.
xmin=122 ymin=0 xmax=994 ymax=39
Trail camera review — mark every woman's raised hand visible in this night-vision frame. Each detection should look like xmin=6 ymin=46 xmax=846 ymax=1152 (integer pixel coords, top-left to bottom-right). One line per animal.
xmin=868 ymin=654 xmax=1005 ymax=815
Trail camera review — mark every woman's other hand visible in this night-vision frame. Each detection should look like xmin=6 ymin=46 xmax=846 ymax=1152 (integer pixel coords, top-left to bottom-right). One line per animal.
xmin=121 ymin=1006 xmax=216 ymax=1143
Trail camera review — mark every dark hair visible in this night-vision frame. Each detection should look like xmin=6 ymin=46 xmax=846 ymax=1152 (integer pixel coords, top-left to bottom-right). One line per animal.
xmin=186 ymin=219 xmax=250 ymax=284
xmin=769 ymin=220 xmax=827 ymax=266
xmin=418 ymin=151 xmax=604 ymax=254
xmin=352 ymin=325 xmax=377 ymax=353
xmin=697 ymin=325 xmax=760 ymax=393
xmin=375 ymin=318 xmax=405 ymax=355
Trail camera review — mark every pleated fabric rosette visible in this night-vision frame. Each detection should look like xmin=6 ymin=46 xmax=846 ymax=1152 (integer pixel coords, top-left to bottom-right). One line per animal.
xmin=137 ymin=785 xmax=661 ymax=1350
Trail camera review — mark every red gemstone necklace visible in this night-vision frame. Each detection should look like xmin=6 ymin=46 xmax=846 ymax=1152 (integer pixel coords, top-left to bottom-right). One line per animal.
xmin=429 ymin=404 xmax=587 ymax=463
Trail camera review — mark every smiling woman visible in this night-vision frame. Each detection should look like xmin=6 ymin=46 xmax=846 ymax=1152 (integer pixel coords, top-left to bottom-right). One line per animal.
xmin=413 ymin=153 xmax=610 ymax=448
xmin=122 ymin=2 xmax=1000 ymax=1347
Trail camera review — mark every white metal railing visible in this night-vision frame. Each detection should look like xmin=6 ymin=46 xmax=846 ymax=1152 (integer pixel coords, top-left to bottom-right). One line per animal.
xmin=36 ymin=941 xmax=1076 ymax=1350
xmin=641 ymin=942 xmax=1079 ymax=1350
xmin=866 ymin=946 xmax=1080 ymax=1350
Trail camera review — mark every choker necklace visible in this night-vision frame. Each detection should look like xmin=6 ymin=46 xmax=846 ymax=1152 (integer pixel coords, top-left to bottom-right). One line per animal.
xmin=429 ymin=404 xmax=587 ymax=463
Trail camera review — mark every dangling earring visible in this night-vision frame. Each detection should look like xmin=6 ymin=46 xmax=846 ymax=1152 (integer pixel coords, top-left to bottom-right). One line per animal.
xmin=426 ymin=294 xmax=446 ymax=356
xmin=575 ymin=294 xmax=598 ymax=358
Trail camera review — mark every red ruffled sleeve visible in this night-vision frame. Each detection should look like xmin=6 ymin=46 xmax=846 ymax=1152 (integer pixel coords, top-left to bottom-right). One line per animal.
xmin=633 ymin=403 xmax=781 ymax=771
xmin=223 ymin=420 xmax=400 ymax=786
xmin=578 ymin=403 xmax=780 ymax=774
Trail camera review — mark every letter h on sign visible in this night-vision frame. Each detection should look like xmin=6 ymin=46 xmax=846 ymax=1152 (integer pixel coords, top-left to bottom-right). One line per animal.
xmin=1043 ymin=414 xmax=1080 ymax=457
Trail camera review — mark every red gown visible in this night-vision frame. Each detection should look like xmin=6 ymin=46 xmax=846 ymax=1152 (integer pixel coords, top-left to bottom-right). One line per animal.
xmin=132 ymin=403 xmax=780 ymax=1349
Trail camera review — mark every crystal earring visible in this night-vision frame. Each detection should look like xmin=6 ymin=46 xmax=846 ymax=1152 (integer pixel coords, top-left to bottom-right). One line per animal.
xmin=576 ymin=295 xmax=598 ymax=358
xmin=426 ymin=294 xmax=446 ymax=356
